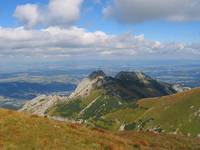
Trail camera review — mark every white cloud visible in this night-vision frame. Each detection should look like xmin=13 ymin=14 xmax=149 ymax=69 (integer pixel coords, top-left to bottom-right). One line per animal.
xmin=14 ymin=0 xmax=83 ymax=27
xmin=0 ymin=26 xmax=199 ymax=59
xmin=14 ymin=4 xmax=40 ymax=28
xmin=104 ymin=0 xmax=200 ymax=24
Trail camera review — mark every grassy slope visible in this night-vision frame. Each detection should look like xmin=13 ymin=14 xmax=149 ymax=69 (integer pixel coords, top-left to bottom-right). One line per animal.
xmin=100 ymin=88 xmax=200 ymax=136
xmin=119 ymin=131 xmax=200 ymax=150
xmin=47 ymin=90 xmax=104 ymax=118
xmin=47 ymin=88 xmax=200 ymax=136
xmin=137 ymin=88 xmax=200 ymax=136
xmin=0 ymin=109 xmax=133 ymax=150
xmin=47 ymin=90 xmax=127 ymax=120
xmin=0 ymin=109 xmax=200 ymax=150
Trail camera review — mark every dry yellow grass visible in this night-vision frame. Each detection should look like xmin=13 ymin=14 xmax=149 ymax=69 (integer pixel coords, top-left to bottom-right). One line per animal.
xmin=0 ymin=105 xmax=200 ymax=150
xmin=0 ymin=109 xmax=133 ymax=150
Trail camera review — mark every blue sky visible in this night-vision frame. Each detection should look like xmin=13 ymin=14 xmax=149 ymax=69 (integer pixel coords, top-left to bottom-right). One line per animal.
xmin=81 ymin=0 xmax=200 ymax=43
xmin=1 ymin=0 xmax=200 ymax=42
xmin=0 ymin=0 xmax=199 ymax=62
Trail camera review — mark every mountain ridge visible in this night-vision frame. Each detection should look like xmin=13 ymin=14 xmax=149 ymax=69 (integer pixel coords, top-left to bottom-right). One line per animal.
xmin=20 ymin=70 xmax=186 ymax=116
xmin=70 ymin=70 xmax=185 ymax=100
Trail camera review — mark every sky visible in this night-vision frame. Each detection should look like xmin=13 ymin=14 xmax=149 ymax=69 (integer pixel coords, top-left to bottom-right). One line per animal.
xmin=0 ymin=0 xmax=200 ymax=64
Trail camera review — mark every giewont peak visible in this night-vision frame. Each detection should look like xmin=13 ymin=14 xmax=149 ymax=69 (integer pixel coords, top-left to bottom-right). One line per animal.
xmin=88 ymin=70 xmax=106 ymax=80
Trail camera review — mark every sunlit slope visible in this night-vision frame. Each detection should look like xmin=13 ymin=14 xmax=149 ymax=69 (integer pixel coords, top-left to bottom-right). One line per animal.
xmin=99 ymin=88 xmax=200 ymax=136
xmin=0 ymin=109 xmax=133 ymax=150
xmin=0 ymin=109 xmax=200 ymax=150
xmin=137 ymin=88 xmax=200 ymax=136
xmin=47 ymin=90 xmax=127 ymax=120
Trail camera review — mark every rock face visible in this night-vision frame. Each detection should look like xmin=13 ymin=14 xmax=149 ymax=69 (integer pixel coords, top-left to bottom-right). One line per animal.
xmin=69 ymin=71 xmax=106 ymax=99
xmin=88 ymin=70 xmax=106 ymax=80
xmin=172 ymin=84 xmax=191 ymax=92
xmin=19 ymin=95 xmax=66 ymax=116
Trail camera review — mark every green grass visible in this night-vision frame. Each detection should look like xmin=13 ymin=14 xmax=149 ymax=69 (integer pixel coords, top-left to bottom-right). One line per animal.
xmin=137 ymin=88 xmax=200 ymax=136
xmin=47 ymin=99 xmax=82 ymax=118
xmin=80 ymin=95 xmax=124 ymax=120
xmin=92 ymin=88 xmax=200 ymax=136
xmin=105 ymin=105 xmax=146 ymax=124
xmin=47 ymin=90 xmax=103 ymax=118
xmin=48 ymin=90 xmax=127 ymax=121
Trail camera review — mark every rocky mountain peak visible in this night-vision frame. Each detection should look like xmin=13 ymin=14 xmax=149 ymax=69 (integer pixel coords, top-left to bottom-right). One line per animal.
xmin=115 ymin=71 xmax=156 ymax=87
xmin=115 ymin=71 xmax=151 ymax=82
xmin=88 ymin=70 xmax=106 ymax=80
xmin=70 ymin=70 xmax=183 ymax=100
xmin=20 ymin=70 xmax=189 ymax=116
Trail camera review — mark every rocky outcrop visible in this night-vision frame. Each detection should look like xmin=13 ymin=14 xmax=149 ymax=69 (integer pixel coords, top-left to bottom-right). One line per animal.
xmin=19 ymin=95 xmax=66 ymax=116
xmin=69 ymin=71 xmax=106 ymax=98
xmin=172 ymin=84 xmax=191 ymax=92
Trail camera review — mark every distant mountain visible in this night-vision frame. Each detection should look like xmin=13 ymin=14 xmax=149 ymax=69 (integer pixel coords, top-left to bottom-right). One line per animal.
xmin=20 ymin=70 xmax=176 ymax=115
xmin=1 ymin=108 xmax=200 ymax=149
xmin=21 ymin=70 xmax=187 ymax=121
xmin=70 ymin=70 xmax=182 ymax=100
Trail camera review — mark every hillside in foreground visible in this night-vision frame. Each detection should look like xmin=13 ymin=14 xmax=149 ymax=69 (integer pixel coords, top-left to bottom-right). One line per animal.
xmin=0 ymin=109 xmax=131 ymax=150
xmin=0 ymin=109 xmax=200 ymax=150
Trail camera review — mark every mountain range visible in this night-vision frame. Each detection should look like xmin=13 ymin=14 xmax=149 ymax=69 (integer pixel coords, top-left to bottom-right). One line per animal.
xmin=20 ymin=70 xmax=185 ymax=116
xmin=20 ymin=70 xmax=200 ymax=136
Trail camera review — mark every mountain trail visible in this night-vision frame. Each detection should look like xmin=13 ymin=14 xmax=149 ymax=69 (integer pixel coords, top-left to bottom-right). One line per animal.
xmin=79 ymin=95 xmax=101 ymax=116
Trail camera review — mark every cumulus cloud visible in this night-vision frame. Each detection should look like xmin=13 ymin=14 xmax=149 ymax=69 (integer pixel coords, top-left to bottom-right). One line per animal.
xmin=0 ymin=26 xmax=199 ymax=59
xmin=14 ymin=0 xmax=83 ymax=27
xmin=104 ymin=0 xmax=200 ymax=23
xmin=14 ymin=4 xmax=40 ymax=28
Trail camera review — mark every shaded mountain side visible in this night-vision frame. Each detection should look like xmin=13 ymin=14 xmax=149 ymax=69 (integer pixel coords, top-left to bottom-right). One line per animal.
xmin=1 ymin=108 xmax=200 ymax=150
xmin=70 ymin=70 xmax=182 ymax=101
